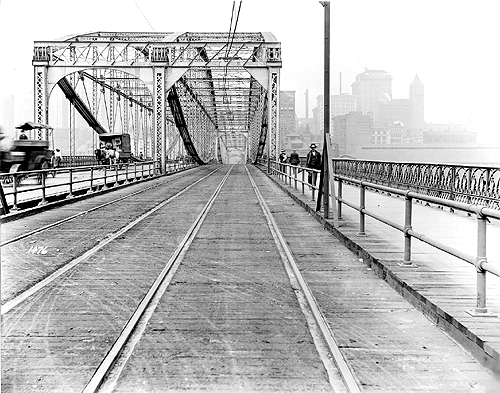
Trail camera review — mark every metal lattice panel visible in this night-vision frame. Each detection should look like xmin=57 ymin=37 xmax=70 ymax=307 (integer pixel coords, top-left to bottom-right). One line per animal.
xmin=35 ymin=70 xmax=45 ymax=140
xmin=155 ymin=71 xmax=163 ymax=163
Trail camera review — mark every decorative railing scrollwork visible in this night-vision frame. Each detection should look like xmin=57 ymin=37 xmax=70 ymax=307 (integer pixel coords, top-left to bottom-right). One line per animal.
xmin=333 ymin=159 xmax=500 ymax=210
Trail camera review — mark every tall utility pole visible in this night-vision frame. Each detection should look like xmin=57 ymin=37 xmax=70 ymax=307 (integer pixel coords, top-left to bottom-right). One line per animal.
xmin=320 ymin=1 xmax=338 ymax=225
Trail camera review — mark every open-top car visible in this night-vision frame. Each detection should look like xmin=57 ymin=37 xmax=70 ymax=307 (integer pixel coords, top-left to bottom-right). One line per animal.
xmin=0 ymin=139 xmax=54 ymax=185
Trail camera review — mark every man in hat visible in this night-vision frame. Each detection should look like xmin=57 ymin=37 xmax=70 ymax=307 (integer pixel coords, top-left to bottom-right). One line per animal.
xmin=305 ymin=143 xmax=321 ymax=189
xmin=19 ymin=130 xmax=28 ymax=140
xmin=278 ymin=149 xmax=288 ymax=178
xmin=278 ymin=149 xmax=288 ymax=164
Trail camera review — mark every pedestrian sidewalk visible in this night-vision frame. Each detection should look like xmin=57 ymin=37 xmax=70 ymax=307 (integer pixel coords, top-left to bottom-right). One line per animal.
xmin=262 ymin=166 xmax=500 ymax=377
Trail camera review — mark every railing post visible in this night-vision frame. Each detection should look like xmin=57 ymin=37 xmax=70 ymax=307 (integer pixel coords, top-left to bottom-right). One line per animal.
xmin=311 ymin=170 xmax=316 ymax=201
xmin=88 ymin=167 xmax=94 ymax=193
xmin=115 ymin=164 xmax=119 ymax=186
xmin=466 ymin=215 xmax=496 ymax=317
xmin=398 ymin=191 xmax=417 ymax=267
xmin=467 ymin=168 xmax=472 ymax=205
xmin=103 ymin=167 xmax=108 ymax=189
xmin=68 ymin=169 xmax=74 ymax=198
xmin=39 ymin=170 xmax=47 ymax=205
xmin=294 ymin=166 xmax=297 ymax=190
xmin=450 ymin=166 xmax=456 ymax=202
xmin=301 ymin=168 xmax=305 ymax=195
xmin=357 ymin=183 xmax=366 ymax=236
xmin=12 ymin=175 xmax=19 ymax=210
xmin=449 ymin=166 xmax=456 ymax=213
xmin=337 ymin=178 xmax=343 ymax=220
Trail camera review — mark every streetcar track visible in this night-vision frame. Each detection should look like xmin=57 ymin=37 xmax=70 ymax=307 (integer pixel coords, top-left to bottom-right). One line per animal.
xmin=4 ymin=164 xmax=358 ymax=392
xmin=244 ymin=165 xmax=361 ymax=393
xmin=1 ymin=166 xmax=224 ymax=315
xmin=82 ymin=165 xmax=235 ymax=393
xmin=0 ymin=166 xmax=221 ymax=247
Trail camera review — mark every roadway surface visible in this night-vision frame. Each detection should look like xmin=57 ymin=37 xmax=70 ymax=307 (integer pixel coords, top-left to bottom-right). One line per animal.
xmin=1 ymin=164 xmax=499 ymax=392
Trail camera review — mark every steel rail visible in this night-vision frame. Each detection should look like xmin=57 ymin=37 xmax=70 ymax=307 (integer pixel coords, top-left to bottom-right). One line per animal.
xmin=0 ymin=166 xmax=217 ymax=247
xmin=0 ymin=166 xmax=223 ymax=315
xmin=82 ymin=165 xmax=234 ymax=393
xmin=244 ymin=165 xmax=361 ymax=393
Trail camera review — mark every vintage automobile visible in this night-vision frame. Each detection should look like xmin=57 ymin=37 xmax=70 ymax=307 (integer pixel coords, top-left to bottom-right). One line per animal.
xmin=0 ymin=139 xmax=54 ymax=185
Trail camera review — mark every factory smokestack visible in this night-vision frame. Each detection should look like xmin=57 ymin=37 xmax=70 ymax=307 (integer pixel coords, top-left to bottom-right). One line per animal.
xmin=305 ymin=89 xmax=309 ymax=118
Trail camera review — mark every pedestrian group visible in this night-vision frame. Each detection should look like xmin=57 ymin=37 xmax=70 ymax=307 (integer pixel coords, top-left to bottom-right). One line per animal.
xmin=277 ymin=144 xmax=322 ymax=189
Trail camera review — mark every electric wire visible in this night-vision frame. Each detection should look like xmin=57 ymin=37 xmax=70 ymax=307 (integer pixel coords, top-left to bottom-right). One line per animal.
xmin=133 ymin=0 xmax=155 ymax=32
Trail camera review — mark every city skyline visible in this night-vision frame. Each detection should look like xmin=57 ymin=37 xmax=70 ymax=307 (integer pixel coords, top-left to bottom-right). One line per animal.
xmin=0 ymin=0 xmax=499 ymax=145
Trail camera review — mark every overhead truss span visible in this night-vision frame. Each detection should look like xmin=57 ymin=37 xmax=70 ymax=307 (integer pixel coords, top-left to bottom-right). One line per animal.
xmin=33 ymin=31 xmax=281 ymax=170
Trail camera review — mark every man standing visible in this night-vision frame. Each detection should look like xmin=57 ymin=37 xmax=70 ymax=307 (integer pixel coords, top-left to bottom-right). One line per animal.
xmin=305 ymin=143 xmax=321 ymax=188
xmin=289 ymin=149 xmax=300 ymax=166
xmin=278 ymin=149 xmax=288 ymax=178
xmin=53 ymin=148 xmax=62 ymax=168
xmin=278 ymin=149 xmax=288 ymax=164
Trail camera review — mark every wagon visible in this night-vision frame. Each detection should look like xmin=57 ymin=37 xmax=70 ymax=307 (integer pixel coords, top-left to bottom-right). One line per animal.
xmin=98 ymin=133 xmax=132 ymax=163
xmin=0 ymin=140 xmax=54 ymax=185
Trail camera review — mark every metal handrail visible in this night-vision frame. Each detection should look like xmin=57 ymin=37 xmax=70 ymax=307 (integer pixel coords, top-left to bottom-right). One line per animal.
xmin=333 ymin=158 xmax=500 ymax=210
xmin=0 ymin=160 xmax=197 ymax=212
xmin=262 ymin=158 xmax=500 ymax=316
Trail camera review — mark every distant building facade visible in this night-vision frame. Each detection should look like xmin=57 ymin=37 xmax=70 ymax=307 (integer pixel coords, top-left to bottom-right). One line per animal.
xmin=279 ymin=91 xmax=296 ymax=149
xmin=315 ymin=94 xmax=357 ymax=134
xmin=351 ymin=69 xmax=392 ymax=124
xmin=333 ymin=111 xmax=372 ymax=156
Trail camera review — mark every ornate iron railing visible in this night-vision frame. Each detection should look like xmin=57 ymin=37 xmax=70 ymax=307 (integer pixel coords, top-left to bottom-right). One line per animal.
xmin=333 ymin=159 xmax=500 ymax=210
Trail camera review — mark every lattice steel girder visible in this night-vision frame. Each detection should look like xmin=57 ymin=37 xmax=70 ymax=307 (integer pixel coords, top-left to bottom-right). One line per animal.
xmin=33 ymin=32 xmax=281 ymax=68
xmin=34 ymin=66 xmax=48 ymax=140
xmin=33 ymin=31 xmax=281 ymax=162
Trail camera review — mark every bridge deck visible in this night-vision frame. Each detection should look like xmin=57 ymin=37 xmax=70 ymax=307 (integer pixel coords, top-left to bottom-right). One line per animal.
xmin=1 ymin=165 xmax=499 ymax=392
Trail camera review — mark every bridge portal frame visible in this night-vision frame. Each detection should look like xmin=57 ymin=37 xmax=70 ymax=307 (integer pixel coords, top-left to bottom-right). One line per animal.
xmin=33 ymin=31 xmax=282 ymax=170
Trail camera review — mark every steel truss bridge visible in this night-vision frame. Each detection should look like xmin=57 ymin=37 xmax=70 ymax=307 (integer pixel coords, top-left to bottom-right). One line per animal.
xmin=32 ymin=31 xmax=282 ymax=170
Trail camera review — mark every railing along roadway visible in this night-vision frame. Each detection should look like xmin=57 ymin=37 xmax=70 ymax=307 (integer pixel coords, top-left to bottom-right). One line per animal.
xmin=258 ymin=158 xmax=500 ymax=317
xmin=0 ymin=160 xmax=197 ymax=213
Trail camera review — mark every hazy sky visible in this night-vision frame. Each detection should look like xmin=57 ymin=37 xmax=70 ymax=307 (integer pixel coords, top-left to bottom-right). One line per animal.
xmin=1 ymin=0 xmax=499 ymax=143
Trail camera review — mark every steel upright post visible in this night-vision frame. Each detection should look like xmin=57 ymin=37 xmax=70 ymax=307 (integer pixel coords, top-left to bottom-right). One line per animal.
xmin=322 ymin=1 xmax=330 ymax=218
xmin=320 ymin=1 xmax=338 ymax=226
xmin=475 ymin=215 xmax=488 ymax=313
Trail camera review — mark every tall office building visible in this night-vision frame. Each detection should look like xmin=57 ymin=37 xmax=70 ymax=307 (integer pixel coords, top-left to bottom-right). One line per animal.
xmin=279 ymin=91 xmax=296 ymax=149
xmin=351 ymin=69 xmax=392 ymax=125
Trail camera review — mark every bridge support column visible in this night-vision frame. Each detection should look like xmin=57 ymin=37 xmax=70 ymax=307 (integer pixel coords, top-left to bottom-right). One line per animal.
xmin=267 ymin=68 xmax=280 ymax=162
xmin=153 ymin=67 xmax=167 ymax=174
xmin=34 ymin=65 xmax=49 ymax=140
